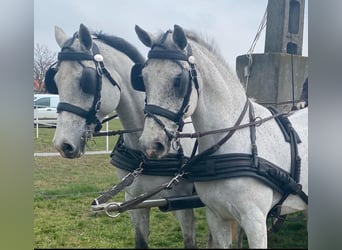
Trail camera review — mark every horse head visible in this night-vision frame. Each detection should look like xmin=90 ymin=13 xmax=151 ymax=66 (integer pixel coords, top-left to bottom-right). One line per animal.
xmin=134 ymin=24 xmax=199 ymax=158
xmin=46 ymin=24 xmax=123 ymax=158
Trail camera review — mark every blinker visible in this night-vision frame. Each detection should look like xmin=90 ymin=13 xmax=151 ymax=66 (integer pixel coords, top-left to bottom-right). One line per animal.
xmin=130 ymin=63 xmax=145 ymax=92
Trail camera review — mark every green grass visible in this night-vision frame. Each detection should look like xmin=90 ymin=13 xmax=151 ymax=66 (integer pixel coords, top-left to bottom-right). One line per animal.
xmin=34 ymin=125 xmax=307 ymax=248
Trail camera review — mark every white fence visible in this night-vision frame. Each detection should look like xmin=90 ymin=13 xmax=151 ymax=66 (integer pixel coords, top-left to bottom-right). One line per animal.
xmin=34 ymin=111 xmax=112 ymax=154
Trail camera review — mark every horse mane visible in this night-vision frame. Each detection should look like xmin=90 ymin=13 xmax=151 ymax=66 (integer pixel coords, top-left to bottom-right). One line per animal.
xmin=183 ymin=29 xmax=232 ymax=70
xmin=153 ymin=28 xmax=230 ymax=69
xmin=93 ymin=31 xmax=145 ymax=64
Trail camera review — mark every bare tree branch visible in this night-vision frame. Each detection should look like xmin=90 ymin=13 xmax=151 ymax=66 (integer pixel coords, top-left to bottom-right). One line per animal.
xmin=34 ymin=43 xmax=57 ymax=92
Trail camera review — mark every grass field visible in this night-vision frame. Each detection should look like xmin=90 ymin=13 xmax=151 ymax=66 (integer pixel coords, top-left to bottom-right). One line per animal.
xmin=34 ymin=122 xmax=307 ymax=248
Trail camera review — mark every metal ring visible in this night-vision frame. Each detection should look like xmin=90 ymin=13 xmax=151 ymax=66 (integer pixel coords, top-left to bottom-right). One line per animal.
xmin=254 ymin=116 xmax=263 ymax=127
xmin=171 ymin=138 xmax=180 ymax=151
xmin=105 ymin=203 xmax=121 ymax=218
xmin=86 ymin=138 xmax=97 ymax=149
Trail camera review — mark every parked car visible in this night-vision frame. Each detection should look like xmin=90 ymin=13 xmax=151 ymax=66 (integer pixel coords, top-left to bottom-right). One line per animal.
xmin=34 ymin=94 xmax=59 ymax=127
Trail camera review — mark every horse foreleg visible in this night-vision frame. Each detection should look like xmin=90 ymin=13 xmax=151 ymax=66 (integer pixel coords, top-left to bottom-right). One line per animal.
xmin=205 ymin=207 xmax=233 ymax=248
xmin=128 ymin=208 xmax=150 ymax=249
xmin=172 ymin=209 xmax=197 ymax=248
xmin=240 ymin=212 xmax=268 ymax=249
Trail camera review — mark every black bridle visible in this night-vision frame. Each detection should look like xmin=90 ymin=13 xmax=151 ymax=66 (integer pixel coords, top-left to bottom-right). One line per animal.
xmin=143 ymin=42 xmax=199 ymax=140
xmin=56 ymin=34 xmax=121 ymax=132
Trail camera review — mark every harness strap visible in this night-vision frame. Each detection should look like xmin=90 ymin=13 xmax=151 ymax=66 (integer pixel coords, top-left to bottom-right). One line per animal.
xmin=175 ymin=111 xmax=285 ymax=139
xmin=248 ymin=100 xmax=259 ymax=168
xmin=184 ymin=153 xmax=307 ymax=202
xmin=115 ymin=184 xmax=168 ymax=214
xmin=58 ymin=52 xmax=93 ymax=61
xmin=92 ymin=133 xmax=190 ymax=206
xmin=268 ymin=106 xmax=302 ymax=143
xmin=91 ymin=166 xmax=142 ymax=206
xmin=145 ymin=104 xmax=182 ymax=125
xmin=148 ymin=49 xmax=189 ymax=61
xmin=248 ymin=103 xmax=306 ymax=230
xmin=93 ymin=127 xmax=142 ymax=137
xmin=100 ymin=113 xmax=118 ymax=124
xmin=98 ymin=60 xmax=121 ymax=91
xmin=190 ymin=139 xmax=199 ymax=159
xmin=57 ymin=102 xmax=89 ymax=118
xmin=111 ymin=172 xmax=184 ymax=214
xmin=182 ymin=101 xmax=307 ymax=221
xmin=90 ymin=44 xmax=104 ymax=132
xmin=185 ymin=98 xmax=249 ymax=168
xmin=290 ymin=124 xmax=301 ymax=183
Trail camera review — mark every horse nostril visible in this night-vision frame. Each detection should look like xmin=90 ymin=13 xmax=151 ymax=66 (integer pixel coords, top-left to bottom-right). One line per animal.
xmin=154 ymin=142 xmax=165 ymax=154
xmin=140 ymin=139 xmax=167 ymax=159
xmin=61 ymin=142 xmax=75 ymax=157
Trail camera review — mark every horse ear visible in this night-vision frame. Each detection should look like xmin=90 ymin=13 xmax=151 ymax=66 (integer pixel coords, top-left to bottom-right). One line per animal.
xmin=173 ymin=24 xmax=187 ymax=50
xmin=55 ymin=26 xmax=68 ymax=48
xmin=135 ymin=25 xmax=153 ymax=48
xmin=78 ymin=23 xmax=92 ymax=50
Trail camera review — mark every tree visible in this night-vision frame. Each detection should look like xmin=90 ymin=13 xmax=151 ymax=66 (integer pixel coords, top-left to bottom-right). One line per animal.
xmin=34 ymin=43 xmax=57 ymax=93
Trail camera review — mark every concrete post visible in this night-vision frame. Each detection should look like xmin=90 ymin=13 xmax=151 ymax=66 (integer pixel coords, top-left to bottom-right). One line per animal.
xmin=236 ymin=0 xmax=308 ymax=112
xmin=264 ymin=0 xmax=305 ymax=55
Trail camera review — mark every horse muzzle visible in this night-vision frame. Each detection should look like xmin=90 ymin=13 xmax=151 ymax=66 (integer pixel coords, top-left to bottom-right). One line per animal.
xmin=53 ymin=135 xmax=86 ymax=159
xmin=139 ymin=131 xmax=171 ymax=159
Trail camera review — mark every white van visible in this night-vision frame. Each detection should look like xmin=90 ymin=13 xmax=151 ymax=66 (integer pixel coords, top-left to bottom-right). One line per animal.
xmin=34 ymin=94 xmax=60 ymax=127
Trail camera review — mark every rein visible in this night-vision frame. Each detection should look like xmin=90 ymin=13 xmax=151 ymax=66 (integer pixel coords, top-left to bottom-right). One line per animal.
xmin=100 ymin=113 xmax=118 ymax=123
xmin=259 ymin=99 xmax=302 ymax=106
xmin=93 ymin=171 xmax=186 ymax=217
xmin=174 ymin=107 xmax=289 ymax=139
xmin=92 ymin=114 xmax=142 ymax=137
xmin=93 ymin=128 xmax=142 ymax=137
xmin=106 ymin=172 xmax=185 ymax=217
xmin=92 ymin=164 xmax=144 ymax=205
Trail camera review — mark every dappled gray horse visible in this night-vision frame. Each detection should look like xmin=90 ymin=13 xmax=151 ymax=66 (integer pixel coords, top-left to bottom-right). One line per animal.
xmin=133 ymin=24 xmax=308 ymax=248
xmin=45 ymin=24 xmax=197 ymax=248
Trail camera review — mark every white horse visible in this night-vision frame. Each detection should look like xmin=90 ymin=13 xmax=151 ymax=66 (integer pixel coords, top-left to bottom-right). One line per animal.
xmin=134 ymin=24 xmax=308 ymax=248
xmin=46 ymin=23 xmax=197 ymax=248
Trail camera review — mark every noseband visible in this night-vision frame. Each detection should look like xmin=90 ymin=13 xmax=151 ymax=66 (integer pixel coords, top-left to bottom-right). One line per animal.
xmin=143 ymin=42 xmax=199 ymax=140
xmin=55 ymin=34 xmax=121 ymax=132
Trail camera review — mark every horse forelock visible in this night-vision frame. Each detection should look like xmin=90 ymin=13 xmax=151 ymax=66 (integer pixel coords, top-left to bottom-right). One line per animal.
xmin=60 ymin=34 xmax=91 ymax=55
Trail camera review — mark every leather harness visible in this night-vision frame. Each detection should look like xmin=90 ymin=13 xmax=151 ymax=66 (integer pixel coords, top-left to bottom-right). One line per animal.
xmin=98 ymin=31 xmax=308 ymax=226
xmin=109 ymin=103 xmax=307 ymax=205
xmin=110 ymin=135 xmax=189 ymax=176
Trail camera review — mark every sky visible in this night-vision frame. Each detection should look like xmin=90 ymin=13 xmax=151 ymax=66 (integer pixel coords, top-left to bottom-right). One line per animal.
xmin=34 ymin=0 xmax=308 ymax=70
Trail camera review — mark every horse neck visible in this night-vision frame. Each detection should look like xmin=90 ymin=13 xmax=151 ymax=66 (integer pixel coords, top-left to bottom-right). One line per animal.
xmin=190 ymin=42 xmax=249 ymax=146
xmin=97 ymin=41 xmax=145 ymax=149
xmin=116 ymin=87 xmax=145 ymax=149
